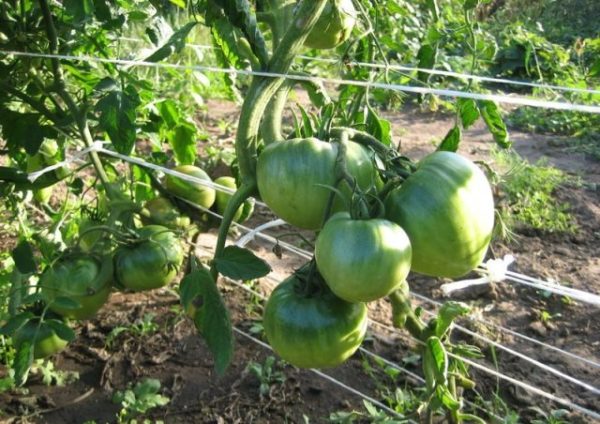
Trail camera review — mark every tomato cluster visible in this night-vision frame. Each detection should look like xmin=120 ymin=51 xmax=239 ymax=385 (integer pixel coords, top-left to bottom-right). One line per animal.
xmin=259 ymin=136 xmax=495 ymax=369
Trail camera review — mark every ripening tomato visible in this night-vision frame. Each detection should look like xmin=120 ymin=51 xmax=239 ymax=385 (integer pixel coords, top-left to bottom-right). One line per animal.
xmin=165 ymin=165 xmax=216 ymax=209
xmin=304 ymin=0 xmax=357 ymax=50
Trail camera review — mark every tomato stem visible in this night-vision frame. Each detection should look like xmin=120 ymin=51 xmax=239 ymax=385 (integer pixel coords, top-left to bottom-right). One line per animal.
xmin=389 ymin=287 xmax=426 ymax=340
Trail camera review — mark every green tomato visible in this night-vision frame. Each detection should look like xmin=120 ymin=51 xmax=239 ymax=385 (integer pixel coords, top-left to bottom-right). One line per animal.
xmin=213 ymin=176 xmax=254 ymax=223
xmin=315 ymin=212 xmax=412 ymax=302
xmin=384 ymin=151 xmax=495 ymax=278
xmin=263 ymin=271 xmax=368 ymax=369
xmin=27 ymin=153 xmax=53 ymax=203
xmin=257 ymin=138 xmax=377 ymax=230
xmin=141 ymin=197 xmax=191 ymax=230
xmin=304 ymin=0 xmax=357 ymax=50
xmin=13 ymin=320 xmax=69 ymax=360
xmin=165 ymin=165 xmax=216 ymax=209
xmin=114 ymin=225 xmax=184 ymax=291
xmin=40 ymin=254 xmax=113 ymax=320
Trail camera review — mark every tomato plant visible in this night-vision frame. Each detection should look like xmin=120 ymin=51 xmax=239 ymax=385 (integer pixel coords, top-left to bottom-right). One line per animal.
xmin=214 ymin=176 xmax=254 ymax=223
xmin=40 ymin=254 xmax=113 ymax=320
xmin=165 ymin=165 xmax=216 ymax=209
xmin=114 ymin=225 xmax=184 ymax=292
xmin=315 ymin=212 xmax=412 ymax=302
xmin=12 ymin=320 xmax=69 ymax=360
xmin=257 ymin=138 xmax=377 ymax=229
xmin=304 ymin=0 xmax=357 ymax=50
xmin=385 ymin=151 xmax=495 ymax=278
xmin=263 ymin=267 xmax=368 ymax=369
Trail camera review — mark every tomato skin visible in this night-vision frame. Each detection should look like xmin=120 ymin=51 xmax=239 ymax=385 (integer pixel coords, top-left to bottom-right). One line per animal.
xmin=263 ymin=274 xmax=368 ymax=369
xmin=114 ymin=225 xmax=184 ymax=291
xmin=384 ymin=151 xmax=495 ymax=278
xmin=165 ymin=165 xmax=216 ymax=209
xmin=13 ymin=320 xmax=68 ymax=359
xmin=213 ymin=176 xmax=254 ymax=223
xmin=315 ymin=212 xmax=412 ymax=302
xmin=142 ymin=197 xmax=191 ymax=230
xmin=257 ymin=138 xmax=377 ymax=230
xmin=40 ymin=255 xmax=112 ymax=320
xmin=305 ymin=0 xmax=357 ymax=50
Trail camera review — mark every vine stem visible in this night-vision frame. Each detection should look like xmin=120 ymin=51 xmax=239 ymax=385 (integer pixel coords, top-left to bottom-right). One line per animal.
xmin=38 ymin=0 xmax=116 ymax=199
xmin=389 ymin=289 xmax=426 ymax=340
xmin=213 ymin=0 xmax=329 ymax=272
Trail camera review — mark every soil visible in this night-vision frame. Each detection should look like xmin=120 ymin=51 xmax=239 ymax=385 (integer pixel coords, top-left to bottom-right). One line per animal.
xmin=1 ymin=97 xmax=599 ymax=424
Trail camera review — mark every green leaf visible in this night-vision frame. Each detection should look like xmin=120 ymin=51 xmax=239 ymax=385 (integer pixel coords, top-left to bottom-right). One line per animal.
xmin=435 ymin=302 xmax=471 ymax=338
xmin=51 ymin=296 xmax=82 ymax=311
xmin=144 ymin=22 xmax=197 ymax=63
xmin=438 ymin=125 xmax=461 ymax=152
xmin=167 ymin=122 xmax=197 ymax=165
xmin=478 ymin=100 xmax=511 ymax=148
xmin=424 ymin=336 xmax=448 ymax=385
xmin=436 ymin=384 xmax=461 ymax=410
xmin=366 ymin=104 xmax=393 ymax=146
xmin=297 ymin=105 xmax=314 ymax=138
xmin=179 ymin=266 xmax=233 ymax=375
xmin=14 ymin=341 xmax=34 ymax=387
xmin=11 ymin=240 xmax=37 ymax=274
xmin=63 ymin=0 xmax=95 ymax=24
xmin=457 ymin=98 xmax=480 ymax=129
xmin=416 ymin=44 xmax=438 ymax=83
xmin=0 ymin=312 xmax=33 ymax=336
xmin=156 ymin=99 xmax=181 ymax=129
xmin=45 ymin=320 xmax=75 ymax=342
xmin=463 ymin=0 xmax=480 ymax=11
xmin=590 ymin=58 xmax=600 ymax=77
xmin=97 ymin=85 xmax=140 ymax=154
xmin=0 ymin=112 xmax=50 ymax=155
xmin=215 ymin=246 xmax=271 ymax=281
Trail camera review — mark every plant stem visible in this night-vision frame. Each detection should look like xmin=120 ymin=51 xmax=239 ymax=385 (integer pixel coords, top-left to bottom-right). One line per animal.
xmin=389 ymin=289 xmax=426 ymax=340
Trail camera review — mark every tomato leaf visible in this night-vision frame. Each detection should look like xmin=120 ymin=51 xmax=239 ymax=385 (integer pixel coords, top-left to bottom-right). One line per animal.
xmin=11 ymin=240 xmax=37 ymax=274
xmin=416 ymin=44 xmax=438 ymax=83
xmin=45 ymin=320 xmax=76 ymax=342
xmin=0 ymin=312 xmax=33 ymax=336
xmin=435 ymin=301 xmax=471 ymax=338
xmin=366 ymin=104 xmax=393 ymax=146
xmin=215 ymin=246 xmax=271 ymax=281
xmin=436 ymin=384 xmax=461 ymax=410
xmin=143 ymin=22 xmax=197 ymax=63
xmin=51 ymin=296 xmax=82 ymax=311
xmin=0 ymin=112 xmax=53 ymax=155
xmin=438 ymin=125 xmax=462 ymax=152
xmin=457 ymin=98 xmax=480 ymax=129
xmin=179 ymin=266 xmax=233 ymax=375
xmin=167 ymin=121 xmax=197 ymax=165
xmin=97 ymin=85 xmax=141 ymax=155
xmin=478 ymin=100 xmax=511 ymax=148
xmin=14 ymin=341 xmax=34 ymax=387
xmin=424 ymin=336 xmax=448 ymax=386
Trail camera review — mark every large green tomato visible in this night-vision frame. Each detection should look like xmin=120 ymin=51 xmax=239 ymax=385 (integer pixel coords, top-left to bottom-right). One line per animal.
xmin=315 ymin=212 xmax=412 ymax=302
xmin=40 ymin=255 xmax=113 ymax=320
xmin=114 ymin=225 xmax=184 ymax=291
xmin=13 ymin=320 xmax=69 ymax=359
xmin=165 ymin=165 xmax=216 ymax=209
xmin=214 ymin=176 xmax=254 ymax=223
xmin=384 ymin=151 xmax=495 ymax=278
xmin=304 ymin=0 xmax=357 ymax=50
xmin=257 ymin=138 xmax=377 ymax=230
xmin=263 ymin=272 xmax=368 ymax=369
xmin=141 ymin=197 xmax=191 ymax=230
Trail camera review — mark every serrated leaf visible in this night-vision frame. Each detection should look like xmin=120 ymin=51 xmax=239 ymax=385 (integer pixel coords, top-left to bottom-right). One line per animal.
xmin=457 ymin=98 xmax=480 ymax=129
xmin=180 ymin=267 xmax=233 ymax=375
xmin=478 ymin=100 xmax=511 ymax=148
xmin=12 ymin=240 xmax=37 ymax=274
xmin=438 ymin=125 xmax=461 ymax=152
xmin=45 ymin=320 xmax=76 ymax=342
xmin=144 ymin=22 xmax=197 ymax=63
xmin=215 ymin=246 xmax=271 ymax=281
xmin=14 ymin=341 xmax=34 ymax=386
xmin=97 ymin=85 xmax=140 ymax=154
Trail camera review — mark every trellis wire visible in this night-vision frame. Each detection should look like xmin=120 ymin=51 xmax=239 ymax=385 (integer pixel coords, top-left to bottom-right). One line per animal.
xmin=118 ymin=37 xmax=600 ymax=96
xmin=3 ymin=49 xmax=600 ymax=114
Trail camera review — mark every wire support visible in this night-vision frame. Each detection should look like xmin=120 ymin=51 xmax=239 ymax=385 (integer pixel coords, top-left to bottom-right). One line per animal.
xmin=117 ymin=37 xmax=600 ymax=96
xmin=2 ymin=49 xmax=600 ymax=114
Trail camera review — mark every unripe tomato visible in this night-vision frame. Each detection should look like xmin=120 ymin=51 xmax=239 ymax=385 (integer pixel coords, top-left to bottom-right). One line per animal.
xmin=165 ymin=165 xmax=216 ymax=209
xmin=142 ymin=197 xmax=191 ymax=230
xmin=26 ymin=154 xmax=53 ymax=203
xmin=40 ymin=255 xmax=113 ymax=320
xmin=213 ymin=176 xmax=254 ymax=223
xmin=263 ymin=272 xmax=368 ymax=368
xmin=257 ymin=138 xmax=377 ymax=230
xmin=114 ymin=225 xmax=184 ymax=291
xmin=13 ymin=320 xmax=69 ymax=359
xmin=315 ymin=212 xmax=412 ymax=302
xmin=385 ymin=151 xmax=495 ymax=278
xmin=304 ymin=0 xmax=357 ymax=50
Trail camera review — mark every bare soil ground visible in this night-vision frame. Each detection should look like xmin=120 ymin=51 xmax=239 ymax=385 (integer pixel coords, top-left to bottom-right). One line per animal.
xmin=1 ymin=98 xmax=599 ymax=423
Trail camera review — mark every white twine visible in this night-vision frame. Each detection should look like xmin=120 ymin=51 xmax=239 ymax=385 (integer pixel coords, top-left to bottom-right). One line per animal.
xmin=3 ymin=50 xmax=600 ymax=114
xmin=236 ymin=219 xmax=287 ymax=248
xmin=440 ymin=255 xmax=515 ymax=296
